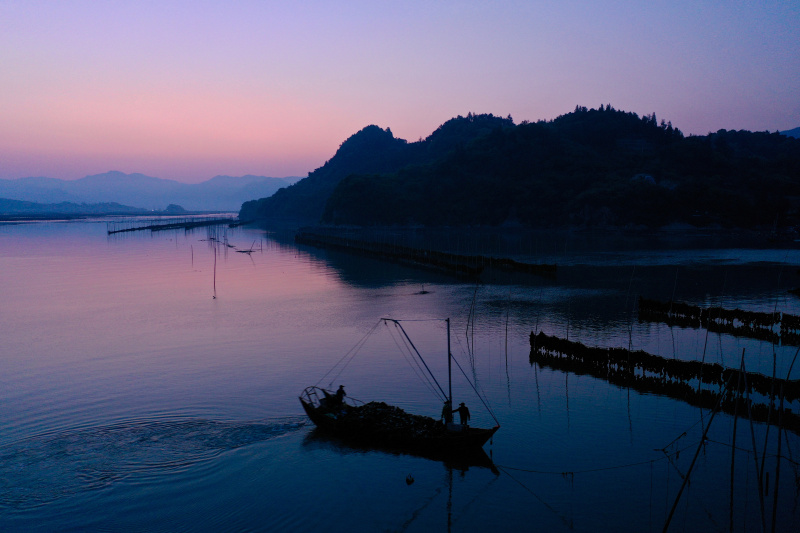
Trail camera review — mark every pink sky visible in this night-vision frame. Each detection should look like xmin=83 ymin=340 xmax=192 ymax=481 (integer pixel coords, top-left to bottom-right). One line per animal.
xmin=2 ymin=1 xmax=798 ymax=183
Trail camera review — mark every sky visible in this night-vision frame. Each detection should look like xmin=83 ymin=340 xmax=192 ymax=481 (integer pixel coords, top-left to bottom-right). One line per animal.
xmin=1 ymin=1 xmax=798 ymax=183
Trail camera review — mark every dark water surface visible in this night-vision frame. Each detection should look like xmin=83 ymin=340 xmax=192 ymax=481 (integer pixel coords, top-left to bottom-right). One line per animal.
xmin=1 ymin=219 xmax=799 ymax=532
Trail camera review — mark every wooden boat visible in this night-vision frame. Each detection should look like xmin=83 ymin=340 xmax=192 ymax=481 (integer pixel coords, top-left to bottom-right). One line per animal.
xmin=299 ymin=318 xmax=499 ymax=454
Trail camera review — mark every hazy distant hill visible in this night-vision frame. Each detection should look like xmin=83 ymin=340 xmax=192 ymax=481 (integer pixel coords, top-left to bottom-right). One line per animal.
xmin=0 ymin=198 xmax=149 ymax=217
xmin=241 ymin=106 xmax=800 ymax=229
xmin=239 ymin=114 xmax=514 ymax=223
xmin=782 ymin=127 xmax=800 ymax=138
xmin=0 ymin=172 xmax=299 ymax=211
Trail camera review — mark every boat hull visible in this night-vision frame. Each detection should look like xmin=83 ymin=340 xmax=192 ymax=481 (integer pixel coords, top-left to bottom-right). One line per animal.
xmin=300 ymin=396 xmax=498 ymax=454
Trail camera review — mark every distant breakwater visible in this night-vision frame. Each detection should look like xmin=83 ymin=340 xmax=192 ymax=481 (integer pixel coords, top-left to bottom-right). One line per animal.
xmin=294 ymin=231 xmax=557 ymax=279
xmin=638 ymin=297 xmax=800 ymax=346
xmin=530 ymin=331 xmax=800 ymax=435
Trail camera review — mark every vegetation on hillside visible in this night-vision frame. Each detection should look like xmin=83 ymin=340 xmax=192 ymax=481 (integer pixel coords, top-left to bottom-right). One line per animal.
xmin=239 ymin=114 xmax=513 ymax=223
xmin=241 ymin=107 xmax=800 ymax=229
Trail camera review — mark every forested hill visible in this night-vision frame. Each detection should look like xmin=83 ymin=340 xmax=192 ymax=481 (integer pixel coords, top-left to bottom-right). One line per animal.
xmin=241 ymin=107 xmax=800 ymax=229
xmin=238 ymin=113 xmax=514 ymax=223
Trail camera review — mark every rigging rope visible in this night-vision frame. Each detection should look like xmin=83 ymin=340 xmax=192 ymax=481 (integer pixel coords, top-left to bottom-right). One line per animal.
xmin=383 ymin=318 xmax=449 ymax=402
xmin=384 ymin=320 xmax=445 ymax=402
xmin=449 ymin=325 xmax=501 ymax=423
xmin=663 ymin=371 xmax=736 ymax=533
xmin=497 ymin=441 xmax=694 ymax=477
xmin=449 ymin=349 xmax=500 ymax=426
xmin=497 ymin=465 xmax=575 ymax=529
xmin=316 ymin=320 xmax=382 ymax=388
xmin=494 ymin=363 xmax=792 ymax=481
xmin=493 ymin=430 xmax=789 ymax=482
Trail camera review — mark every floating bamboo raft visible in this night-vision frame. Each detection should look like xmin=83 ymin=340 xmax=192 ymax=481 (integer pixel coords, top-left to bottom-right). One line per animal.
xmin=638 ymin=297 xmax=800 ymax=346
xmin=530 ymin=331 xmax=800 ymax=435
xmin=295 ymin=231 xmax=557 ymax=279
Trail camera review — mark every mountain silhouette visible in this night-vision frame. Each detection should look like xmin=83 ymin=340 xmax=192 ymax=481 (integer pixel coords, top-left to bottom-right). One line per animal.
xmin=239 ymin=113 xmax=514 ymax=223
xmin=241 ymin=107 xmax=800 ymax=229
xmin=0 ymin=198 xmax=149 ymax=217
xmin=782 ymin=127 xmax=800 ymax=139
xmin=0 ymin=172 xmax=299 ymax=212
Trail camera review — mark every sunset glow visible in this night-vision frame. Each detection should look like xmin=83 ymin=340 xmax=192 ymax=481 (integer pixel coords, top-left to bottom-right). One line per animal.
xmin=2 ymin=1 xmax=798 ymax=183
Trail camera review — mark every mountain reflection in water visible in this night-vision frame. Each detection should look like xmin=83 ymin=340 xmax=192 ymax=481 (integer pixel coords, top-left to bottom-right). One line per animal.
xmin=1 ymin=219 xmax=799 ymax=532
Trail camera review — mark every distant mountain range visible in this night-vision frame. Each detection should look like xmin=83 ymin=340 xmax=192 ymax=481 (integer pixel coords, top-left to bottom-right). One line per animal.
xmin=0 ymin=198 xmax=151 ymax=217
xmin=241 ymin=109 xmax=800 ymax=229
xmin=0 ymin=171 xmax=301 ymax=213
xmin=782 ymin=127 xmax=800 ymax=138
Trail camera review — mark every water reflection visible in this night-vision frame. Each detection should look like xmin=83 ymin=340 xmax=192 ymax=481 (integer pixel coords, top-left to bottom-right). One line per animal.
xmin=302 ymin=429 xmax=499 ymax=474
xmin=2 ymin=219 xmax=800 ymax=531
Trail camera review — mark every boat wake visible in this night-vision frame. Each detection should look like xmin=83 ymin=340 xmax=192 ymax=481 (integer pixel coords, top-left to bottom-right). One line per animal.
xmin=0 ymin=416 xmax=306 ymax=511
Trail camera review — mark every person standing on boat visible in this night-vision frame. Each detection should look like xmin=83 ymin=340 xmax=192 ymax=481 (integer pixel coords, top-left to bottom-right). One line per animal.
xmin=441 ymin=400 xmax=453 ymax=424
xmin=454 ymin=402 xmax=470 ymax=426
xmin=334 ymin=385 xmax=346 ymax=405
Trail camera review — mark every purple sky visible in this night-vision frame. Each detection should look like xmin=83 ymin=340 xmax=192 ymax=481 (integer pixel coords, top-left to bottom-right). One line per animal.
xmin=2 ymin=1 xmax=798 ymax=183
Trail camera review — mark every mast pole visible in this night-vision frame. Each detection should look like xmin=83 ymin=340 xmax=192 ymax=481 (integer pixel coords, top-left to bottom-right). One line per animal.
xmin=447 ymin=318 xmax=452 ymax=405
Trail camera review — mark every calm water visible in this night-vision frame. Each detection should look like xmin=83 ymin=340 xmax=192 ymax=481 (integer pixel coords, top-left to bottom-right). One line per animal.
xmin=1 ymin=219 xmax=799 ymax=532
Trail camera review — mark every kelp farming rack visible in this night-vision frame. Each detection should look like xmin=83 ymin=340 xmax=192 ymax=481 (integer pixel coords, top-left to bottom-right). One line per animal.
xmin=638 ymin=297 xmax=800 ymax=346
xmin=295 ymin=230 xmax=556 ymax=279
xmin=106 ymin=216 xmax=237 ymax=234
xmin=529 ymin=331 xmax=800 ymax=435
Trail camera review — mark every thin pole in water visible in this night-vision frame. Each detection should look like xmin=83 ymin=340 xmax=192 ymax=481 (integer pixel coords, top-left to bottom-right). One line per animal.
xmin=213 ymin=246 xmax=217 ymax=299
xmin=447 ymin=318 xmax=452 ymax=405
xmin=663 ymin=374 xmax=731 ymax=533
xmin=730 ymin=352 xmax=744 ymax=533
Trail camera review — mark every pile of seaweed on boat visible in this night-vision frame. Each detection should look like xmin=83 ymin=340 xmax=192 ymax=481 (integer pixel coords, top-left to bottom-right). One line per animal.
xmin=305 ymin=401 xmax=498 ymax=471
xmin=322 ymin=401 xmax=445 ymax=445
xmin=530 ymin=331 xmax=800 ymax=435
xmin=638 ymin=297 xmax=800 ymax=345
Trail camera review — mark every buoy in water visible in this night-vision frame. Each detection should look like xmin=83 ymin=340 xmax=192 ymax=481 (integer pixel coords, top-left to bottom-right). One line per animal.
xmin=406 ymin=474 xmax=414 ymax=485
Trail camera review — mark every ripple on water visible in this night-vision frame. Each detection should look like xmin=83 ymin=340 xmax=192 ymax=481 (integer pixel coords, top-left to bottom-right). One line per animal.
xmin=0 ymin=416 xmax=306 ymax=511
